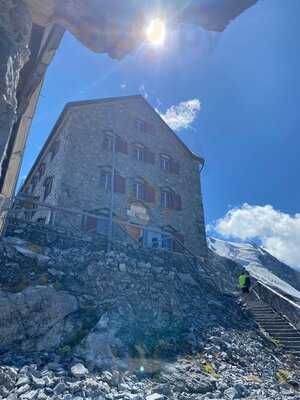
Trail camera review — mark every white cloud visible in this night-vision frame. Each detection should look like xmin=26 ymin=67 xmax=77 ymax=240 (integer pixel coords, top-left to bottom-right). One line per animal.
xmin=121 ymin=82 xmax=127 ymax=89
xmin=211 ymin=204 xmax=300 ymax=269
xmin=157 ymin=99 xmax=201 ymax=131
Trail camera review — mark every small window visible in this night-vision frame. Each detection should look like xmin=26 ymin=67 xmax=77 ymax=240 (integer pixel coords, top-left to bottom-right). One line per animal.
xmin=103 ymin=133 xmax=113 ymax=150
xmin=133 ymin=180 xmax=155 ymax=203
xmin=160 ymin=154 xmax=171 ymax=171
xmin=49 ymin=141 xmax=59 ymax=161
xmin=135 ymin=119 xmax=154 ymax=134
xmin=38 ymin=163 xmax=46 ymax=181
xmin=160 ymin=189 xmax=182 ymax=210
xmin=116 ymin=136 xmax=128 ymax=154
xmin=30 ymin=175 xmax=38 ymax=193
xmin=133 ymin=144 xmax=145 ymax=161
xmin=134 ymin=181 xmax=145 ymax=201
xmin=161 ymin=190 xmax=172 ymax=208
xmin=43 ymin=176 xmax=53 ymax=200
xmin=100 ymin=171 xmax=112 ymax=192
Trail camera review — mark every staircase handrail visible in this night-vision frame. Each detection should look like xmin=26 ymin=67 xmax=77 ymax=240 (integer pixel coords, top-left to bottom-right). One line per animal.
xmin=251 ymin=278 xmax=300 ymax=312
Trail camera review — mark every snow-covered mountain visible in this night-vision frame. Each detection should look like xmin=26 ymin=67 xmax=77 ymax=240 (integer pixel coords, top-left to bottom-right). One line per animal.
xmin=208 ymin=237 xmax=300 ymax=300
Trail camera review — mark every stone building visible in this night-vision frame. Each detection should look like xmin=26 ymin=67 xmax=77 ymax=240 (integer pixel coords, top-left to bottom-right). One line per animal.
xmin=19 ymin=95 xmax=207 ymax=257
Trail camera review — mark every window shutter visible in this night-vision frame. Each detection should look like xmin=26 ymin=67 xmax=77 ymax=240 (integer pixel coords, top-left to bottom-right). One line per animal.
xmin=173 ymin=193 xmax=182 ymax=210
xmin=173 ymin=233 xmax=185 ymax=253
xmin=116 ymin=136 xmax=128 ymax=154
xmin=145 ymin=185 xmax=155 ymax=203
xmin=170 ymin=159 xmax=180 ymax=174
xmin=114 ymin=175 xmax=126 ymax=194
xmin=145 ymin=148 xmax=155 ymax=164
xmin=86 ymin=216 xmax=97 ymax=232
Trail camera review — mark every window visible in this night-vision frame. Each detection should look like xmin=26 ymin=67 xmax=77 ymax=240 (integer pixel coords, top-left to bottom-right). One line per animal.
xmin=133 ymin=144 xmax=155 ymax=164
xmin=135 ymin=119 xmax=155 ymax=134
xmin=49 ymin=141 xmax=59 ymax=161
xmin=100 ymin=169 xmax=126 ymax=194
xmin=134 ymin=181 xmax=145 ymax=201
xmin=100 ymin=171 xmax=112 ymax=191
xmin=160 ymin=154 xmax=179 ymax=174
xmin=161 ymin=190 xmax=172 ymax=208
xmin=133 ymin=144 xmax=145 ymax=161
xmin=160 ymin=189 xmax=182 ymax=210
xmin=43 ymin=176 xmax=53 ymax=200
xmin=133 ymin=180 xmax=155 ymax=203
xmin=30 ymin=175 xmax=38 ymax=193
xmin=160 ymin=154 xmax=171 ymax=171
xmin=116 ymin=136 xmax=128 ymax=154
xmin=38 ymin=163 xmax=46 ymax=181
xmin=102 ymin=133 xmax=113 ymax=150
xmin=102 ymin=134 xmax=128 ymax=154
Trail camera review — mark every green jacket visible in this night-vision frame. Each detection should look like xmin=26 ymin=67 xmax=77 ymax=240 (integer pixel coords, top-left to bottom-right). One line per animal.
xmin=239 ymin=274 xmax=247 ymax=288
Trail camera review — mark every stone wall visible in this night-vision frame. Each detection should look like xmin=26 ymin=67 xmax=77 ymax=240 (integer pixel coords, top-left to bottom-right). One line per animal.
xmin=58 ymin=97 xmax=207 ymax=257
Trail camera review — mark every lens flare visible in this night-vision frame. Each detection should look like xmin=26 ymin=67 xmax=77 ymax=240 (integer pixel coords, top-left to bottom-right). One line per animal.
xmin=146 ymin=18 xmax=166 ymax=46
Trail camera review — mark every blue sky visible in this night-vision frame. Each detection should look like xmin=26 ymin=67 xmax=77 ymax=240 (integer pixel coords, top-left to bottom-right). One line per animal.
xmin=20 ymin=0 xmax=300 ymax=267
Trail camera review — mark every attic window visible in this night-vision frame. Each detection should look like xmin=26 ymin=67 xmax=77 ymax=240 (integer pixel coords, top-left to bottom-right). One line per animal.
xmin=135 ymin=119 xmax=155 ymax=134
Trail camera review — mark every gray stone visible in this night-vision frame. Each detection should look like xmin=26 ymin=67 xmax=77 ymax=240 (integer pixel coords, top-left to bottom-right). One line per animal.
xmin=146 ymin=394 xmax=164 ymax=400
xmin=17 ymin=375 xmax=31 ymax=386
xmin=70 ymin=363 xmax=89 ymax=378
xmin=31 ymin=375 xmax=46 ymax=388
xmin=53 ymin=381 xmax=67 ymax=395
xmin=16 ymin=384 xmax=31 ymax=395
xmin=224 ymin=387 xmax=240 ymax=400
xmin=20 ymin=390 xmax=39 ymax=400
xmin=119 ymin=263 xmax=127 ymax=272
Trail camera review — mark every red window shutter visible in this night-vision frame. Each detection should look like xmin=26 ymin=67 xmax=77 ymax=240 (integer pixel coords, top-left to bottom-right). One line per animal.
xmin=145 ymin=185 xmax=155 ymax=203
xmin=116 ymin=137 xmax=128 ymax=154
xmin=86 ymin=216 xmax=97 ymax=232
xmin=114 ymin=175 xmax=126 ymax=194
xmin=170 ymin=159 xmax=179 ymax=174
xmin=172 ymin=194 xmax=182 ymax=210
xmin=144 ymin=148 xmax=155 ymax=164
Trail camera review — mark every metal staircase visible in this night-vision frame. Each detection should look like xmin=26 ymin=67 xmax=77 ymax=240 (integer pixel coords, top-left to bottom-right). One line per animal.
xmin=247 ymin=301 xmax=300 ymax=356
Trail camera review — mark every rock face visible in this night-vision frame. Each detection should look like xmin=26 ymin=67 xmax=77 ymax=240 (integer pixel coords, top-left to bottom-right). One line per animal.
xmin=0 ymin=0 xmax=31 ymax=175
xmin=0 ymin=286 xmax=78 ymax=353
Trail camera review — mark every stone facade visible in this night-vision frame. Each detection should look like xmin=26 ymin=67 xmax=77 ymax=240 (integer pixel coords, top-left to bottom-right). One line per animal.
xmin=21 ymin=96 xmax=207 ymax=257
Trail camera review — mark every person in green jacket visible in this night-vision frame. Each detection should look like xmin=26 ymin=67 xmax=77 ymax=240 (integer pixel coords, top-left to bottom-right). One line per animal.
xmin=239 ymin=271 xmax=251 ymax=294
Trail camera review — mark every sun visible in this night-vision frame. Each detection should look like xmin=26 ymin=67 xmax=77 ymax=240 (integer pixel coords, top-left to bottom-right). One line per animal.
xmin=146 ymin=18 xmax=166 ymax=46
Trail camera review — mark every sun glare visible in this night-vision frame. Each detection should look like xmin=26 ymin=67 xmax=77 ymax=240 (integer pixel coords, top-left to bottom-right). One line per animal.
xmin=146 ymin=18 xmax=166 ymax=46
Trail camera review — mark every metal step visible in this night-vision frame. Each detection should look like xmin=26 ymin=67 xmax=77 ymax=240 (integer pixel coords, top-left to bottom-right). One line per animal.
xmin=258 ymin=322 xmax=291 ymax=329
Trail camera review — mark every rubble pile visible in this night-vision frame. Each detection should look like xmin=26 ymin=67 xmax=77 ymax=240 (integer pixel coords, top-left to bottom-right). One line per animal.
xmin=0 ymin=328 xmax=299 ymax=400
xmin=0 ymin=230 xmax=299 ymax=399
